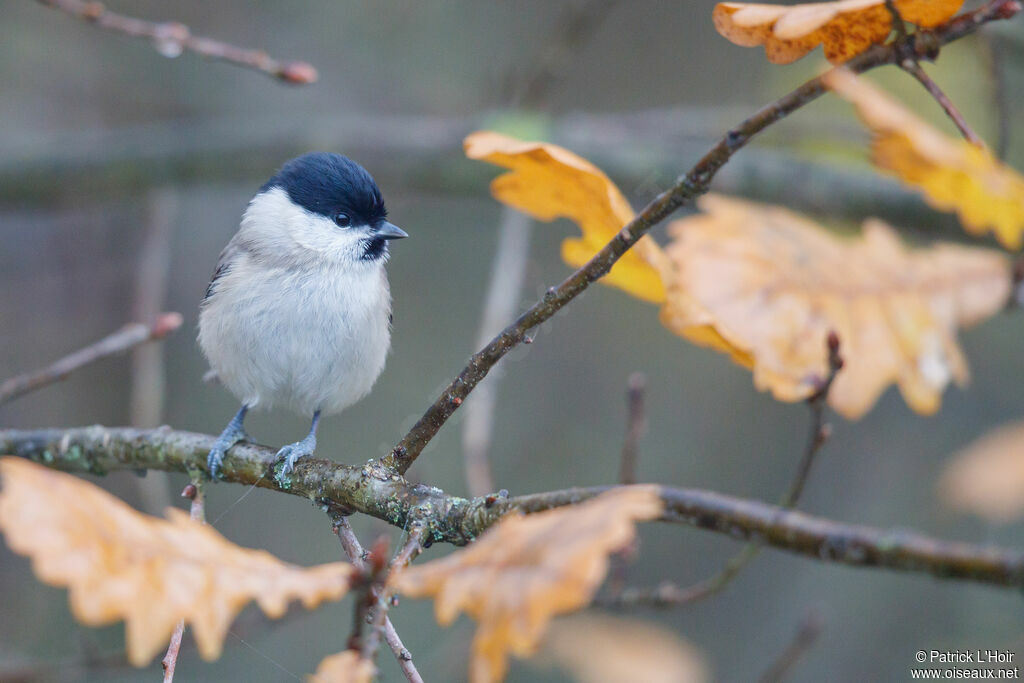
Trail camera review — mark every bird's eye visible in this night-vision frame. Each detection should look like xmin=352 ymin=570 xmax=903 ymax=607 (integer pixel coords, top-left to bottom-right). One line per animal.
xmin=333 ymin=212 xmax=351 ymax=228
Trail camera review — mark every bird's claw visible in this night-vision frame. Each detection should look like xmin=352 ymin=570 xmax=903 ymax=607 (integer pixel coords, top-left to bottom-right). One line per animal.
xmin=205 ymin=414 xmax=249 ymax=482
xmin=274 ymin=438 xmax=316 ymax=483
xmin=207 ymin=447 xmax=227 ymax=480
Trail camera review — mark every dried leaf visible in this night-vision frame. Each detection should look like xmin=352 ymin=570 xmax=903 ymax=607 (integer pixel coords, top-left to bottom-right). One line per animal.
xmin=825 ymin=68 xmax=1024 ymax=249
xmin=939 ymin=421 xmax=1024 ymax=523
xmin=465 ymin=131 xmax=668 ymax=303
xmin=539 ymin=613 xmax=710 ymax=683
xmin=308 ymin=650 xmax=376 ymax=683
xmin=392 ymin=486 xmax=663 ymax=683
xmin=713 ymin=0 xmax=963 ymax=64
xmin=660 ymin=194 xmax=1010 ymax=418
xmin=0 ymin=457 xmax=354 ymax=666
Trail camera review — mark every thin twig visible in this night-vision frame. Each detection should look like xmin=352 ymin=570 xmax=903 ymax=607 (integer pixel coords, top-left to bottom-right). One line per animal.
xmin=885 ymin=0 xmax=984 ymax=145
xmin=361 ymin=527 xmax=425 ymax=664
xmin=461 ymin=208 xmax=532 ymax=496
xmin=34 ymin=0 xmax=318 ymax=84
xmin=380 ymin=0 xmax=1022 ymax=476
xmin=603 ymin=335 xmax=843 ymax=608
xmin=8 ymin=426 xmax=1024 ymax=588
xmin=161 ymin=480 xmax=205 ymax=682
xmin=899 ymin=60 xmax=985 ymax=145
xmin=980 ymin=31 xmax=1012 ymax=159
xmin=758 ymin=612 xmax=825 ymax=683
xmin=619 ymin=373 xmax=648 ymax=486
xmin=0 ymin=313 xmax=183 ymax=406
xmin=332 ymin=518 xmax=424 ymax=683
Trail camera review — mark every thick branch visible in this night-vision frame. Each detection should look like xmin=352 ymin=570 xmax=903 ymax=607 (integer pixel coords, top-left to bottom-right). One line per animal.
xmin=5 ymin=426 xmax=1024 ymax=588
xmin=381 ymin=0 xmax=1022 ymax=475
xmin=34 ymin=0 xmax=317 ymax=83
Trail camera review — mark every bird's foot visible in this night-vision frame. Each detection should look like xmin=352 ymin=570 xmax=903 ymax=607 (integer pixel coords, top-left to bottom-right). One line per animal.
xmin=274 ymin=434 xmax=317 ymax=483
xmin=207 ymin=410 xmax=249 ymax=480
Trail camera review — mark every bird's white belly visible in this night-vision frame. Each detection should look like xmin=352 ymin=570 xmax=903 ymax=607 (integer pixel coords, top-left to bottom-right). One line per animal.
xmin=199 ymin=257 xmax=391 ymax=417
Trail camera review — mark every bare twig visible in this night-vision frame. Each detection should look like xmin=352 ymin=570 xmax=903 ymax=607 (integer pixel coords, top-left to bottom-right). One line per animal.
xmin=619 ymin=373 xmax=648 ymax=486
xmin=758 ymin=612 xmax=824 ymax=683
xmin=885 ymin=0 xmax=984 ymax=145
xmin=461 ymin=208 xmax=532 ymax=496
xmin=8 ymin=426 xmax=1024 ymax=588
xmin=33 ymin=0 xmax=317 ymax=84
xmin=162 ymin=480 xmax=205 ymax=682
xmin=603 ymin=335 xmax=843 ymax=608
xmin=361 ymin=527 xmax=425 ymax=664
xmin=899 ymin=60 xmax=985 ymax=145
xmin=381 ymin=0 xmax=1022 ymax=476
xmin=980 ymin=31 xmax=1012 ymax=159
xmin=332 ymin=517 xmax=424 ymax=683
xmin=0 ymin=313 xmax=183 ymax=406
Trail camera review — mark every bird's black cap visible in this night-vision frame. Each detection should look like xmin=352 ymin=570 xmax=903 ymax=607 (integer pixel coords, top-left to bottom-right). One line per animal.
xmin=262 ymin=152 xmax=387 ymax=226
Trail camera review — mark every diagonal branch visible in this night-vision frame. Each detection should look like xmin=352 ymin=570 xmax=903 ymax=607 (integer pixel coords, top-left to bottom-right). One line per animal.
xmin=380 ymin=0 xmax=1022 ymax=475
xmin=5 ymin=426 xmax=1024 ymax=589
xmin=0 ymin=313 xmax=183 ymax=406
xmin=33 ymin=0 xmax=318 ymax=84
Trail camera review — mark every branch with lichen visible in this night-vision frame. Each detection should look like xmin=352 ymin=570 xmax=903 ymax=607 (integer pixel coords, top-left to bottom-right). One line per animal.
xmin=4 ymin=426 xmax=1024 ymax=589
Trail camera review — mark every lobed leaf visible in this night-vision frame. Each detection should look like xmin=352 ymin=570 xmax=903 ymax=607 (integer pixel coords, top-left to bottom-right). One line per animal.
xmin=392 ymin=486 xmax=663 ymax=683
xmin=0 ymin=458 xmax=354 ymax=666
xmin=713 ymin=0 xmax=963 ymax=64
xmin=825 ymin=68 xmax=1024 ymax=249
xmin=464 ymin=131 xmax=668 ymax=303
xmin=659 ymin=195 xmax=1010 ymax=418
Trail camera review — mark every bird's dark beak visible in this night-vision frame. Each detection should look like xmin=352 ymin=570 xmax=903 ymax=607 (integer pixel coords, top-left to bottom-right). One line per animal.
xmin=376 ymin=221 xmax=408 ymax=240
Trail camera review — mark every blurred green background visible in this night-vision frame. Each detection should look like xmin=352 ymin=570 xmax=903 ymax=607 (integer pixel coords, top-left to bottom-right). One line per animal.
xmin=1 ymin=1 xmax=1023 ymax=681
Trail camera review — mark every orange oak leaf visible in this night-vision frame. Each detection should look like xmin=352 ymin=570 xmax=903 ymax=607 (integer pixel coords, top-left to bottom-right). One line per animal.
xmin=539 ymin=613 xmax=710 ymax=683
xmin=391 ymin=486 xmax=663 ymax=683
xmin=713 ymin=0 xmax=963 ymax=64
xmin=0 ymin=457 xmax=354 ymax=666
xmin=464 ymin=131 xmax=668 ymax=303
xmin=825 ymin=68 xmax=1024 ymax=249
xmin=938 ymin=421 xmax=1024 ymax=523
xmin=659 ymin=194 xmax=1010 ymax=419
xmin=308 ymin=650 xmax=376 ymax=683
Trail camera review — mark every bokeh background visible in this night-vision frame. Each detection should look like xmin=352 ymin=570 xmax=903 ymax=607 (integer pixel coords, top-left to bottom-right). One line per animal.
xmin=2 ymin=1 xmax=1023 ymax=681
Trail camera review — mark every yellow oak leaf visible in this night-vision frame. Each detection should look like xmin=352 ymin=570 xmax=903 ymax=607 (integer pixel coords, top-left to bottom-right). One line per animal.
xmin=659 ymin=194 xmax=1010 ymax=419
xmin=938 ymin=421 xmax=1024 ymax=523
xmin=464 ymin=131 xmax=668 ymax=303
xmin=825 ymin=68 xmax=1024 ymax=249
xmin=0 ymin=457 xmax=354 ymax=666
xmin=713 ymin=0 xmax=963 ymax=64
xmin=392 ymin=486 xmax=663 ymax=683
xmin=308 ymin=650 xmax=376 ymax=683
xmin=539 ymin=613 xmax=710 ymax=683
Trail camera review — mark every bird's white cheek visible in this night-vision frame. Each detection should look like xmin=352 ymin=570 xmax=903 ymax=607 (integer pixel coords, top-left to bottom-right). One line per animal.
xmin=289 ymin=215 xmax=365 ymax=258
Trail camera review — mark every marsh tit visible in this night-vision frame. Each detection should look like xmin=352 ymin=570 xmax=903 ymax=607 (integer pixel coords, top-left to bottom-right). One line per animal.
xmin=198 ymin=152 xmax=407 ymax=480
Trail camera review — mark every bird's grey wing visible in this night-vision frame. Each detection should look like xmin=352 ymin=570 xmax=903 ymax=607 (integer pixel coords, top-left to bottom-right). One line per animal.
xmin=202 ymin=238 xmax=244 ymax=304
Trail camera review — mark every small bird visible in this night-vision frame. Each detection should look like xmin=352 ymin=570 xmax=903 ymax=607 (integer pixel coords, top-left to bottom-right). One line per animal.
xmin=198 ymin=152 xmax=407 ymax=480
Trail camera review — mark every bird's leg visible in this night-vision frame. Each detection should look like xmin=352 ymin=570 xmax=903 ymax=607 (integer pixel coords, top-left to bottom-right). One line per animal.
xmin=275 ymin=410 xmax=321 ymax=480
xmin=207 ymin=404 xmax=249 ymax=480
